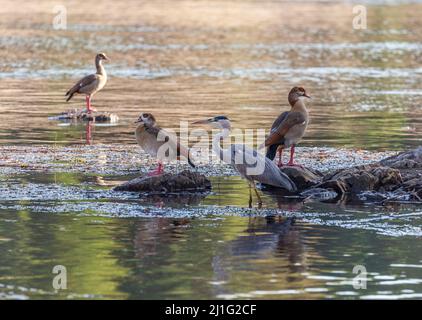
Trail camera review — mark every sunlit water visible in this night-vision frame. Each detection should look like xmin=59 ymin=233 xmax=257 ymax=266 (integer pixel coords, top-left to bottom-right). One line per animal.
xmin=0 ymin=0 xmax=421 ymax=299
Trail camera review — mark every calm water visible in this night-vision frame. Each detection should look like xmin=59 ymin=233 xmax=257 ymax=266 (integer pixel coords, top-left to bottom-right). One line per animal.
xmin=0 ymin=0 xmax=422 ymax=299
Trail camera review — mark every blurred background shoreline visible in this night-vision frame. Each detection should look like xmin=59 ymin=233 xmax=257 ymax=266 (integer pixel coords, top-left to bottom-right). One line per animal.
xmin=0 ymin=0 xmax=420 ymax=149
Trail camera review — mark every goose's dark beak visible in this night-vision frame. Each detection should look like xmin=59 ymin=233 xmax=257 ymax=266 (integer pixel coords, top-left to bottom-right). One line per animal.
xmin=304 ymin=93 xmax=311 ymax=99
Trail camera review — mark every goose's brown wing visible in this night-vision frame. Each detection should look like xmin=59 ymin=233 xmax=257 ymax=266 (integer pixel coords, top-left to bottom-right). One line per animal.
xmin=264 ymin=111 xmax=306 ymax=146
xmin=146 ymin=126 xmax=195 ymax=167
xmin=270 ymin=111 xmax=289 ymax=131
xmin=65 ymin=74 xmax=99 ymax=100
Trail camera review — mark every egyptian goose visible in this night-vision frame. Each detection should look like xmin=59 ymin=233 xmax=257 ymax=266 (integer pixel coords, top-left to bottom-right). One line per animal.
xmin=135 ymin=113 xmax=195 ymax=176
xmin=265 ymin=87 xmax=311 ymax=167
xmin=65 ymin=53 xmax=109 ymax=113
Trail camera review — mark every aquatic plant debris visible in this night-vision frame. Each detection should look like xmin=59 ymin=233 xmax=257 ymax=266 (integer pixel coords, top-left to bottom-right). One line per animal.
xmin=1 ymin=145 xmax=421 ymax=237
xmin=0 ymin=145 xmax=397 ymax=176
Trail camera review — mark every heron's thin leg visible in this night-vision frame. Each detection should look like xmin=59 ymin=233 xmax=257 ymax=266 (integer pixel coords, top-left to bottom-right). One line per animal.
xmin=248 ymin=183 xmax=252 ymax=208
xmin=252 ymin=181 xmax=263 ymax=206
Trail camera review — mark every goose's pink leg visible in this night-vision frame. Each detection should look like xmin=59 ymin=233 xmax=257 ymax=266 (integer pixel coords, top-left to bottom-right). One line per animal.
xmin=148 ymin=162 xmax=164 ymax=176
xmin=287 ymin=144 xmax=303 ymax=168
xmin=85 ymin=95 xmax=92 ymax=113
xmin=277 ymin=148 xmax=284 ymax=168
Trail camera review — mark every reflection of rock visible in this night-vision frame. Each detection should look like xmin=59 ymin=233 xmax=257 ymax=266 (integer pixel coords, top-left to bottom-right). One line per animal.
xmin=114 ymin=170 xmax=212 ymax=193
xmin=301 ymin=188 xmax=338 ymax=201
xmin=138 ymin=192 xmax=208 ymax=207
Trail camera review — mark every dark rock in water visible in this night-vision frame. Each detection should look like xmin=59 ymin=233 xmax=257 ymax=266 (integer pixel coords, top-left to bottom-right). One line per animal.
xmin=392 ymin=174 xmax=422 ymax=202
xmin=322 ymin=165 xmax=402 ymax=193
xmin=273 ymin=147 xmax=422 ymax=204
xmin=315 ymin=179 xmax=348 ymax=195
xmin=79 ymin=112 xmax=119 ymax=122
xmin=279 ymin=166 xmax=322 ymax=190
xmin=380 ymin=147 xmax=422 ymax=169
xmin=49 ymin=109 xmax=119 ymax=122
xmin=113 ymin=170 xmax=211 ymax=193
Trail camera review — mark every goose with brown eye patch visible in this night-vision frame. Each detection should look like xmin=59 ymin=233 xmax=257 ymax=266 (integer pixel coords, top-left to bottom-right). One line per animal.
xmin=134 ymin=112 xmax=195 ymax=176
xmin=65 ymin=52 xmax=110 ymax=114
xmin=264 ymin=86 xmax=311 ymax=168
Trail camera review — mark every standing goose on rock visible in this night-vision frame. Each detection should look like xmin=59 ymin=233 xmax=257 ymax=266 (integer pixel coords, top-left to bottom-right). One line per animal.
xmin=193 ymin=116 xmax=296 ymax=206
xmin=264 ymin=87 xmax=311 ymax=167
xmin=135 ymin=113 xmax=195 ymax=176
xmin=65 ymin=53 xmax=109 ymax=113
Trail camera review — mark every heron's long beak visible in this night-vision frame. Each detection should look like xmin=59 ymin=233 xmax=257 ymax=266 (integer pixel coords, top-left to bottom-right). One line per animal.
xmin=304 ymin=93 xmax=311 ymax=99
xmin=104 ymin=54 xmax=110 ymax=61
xmin=192 ymin=119 xmax=211 ymax=125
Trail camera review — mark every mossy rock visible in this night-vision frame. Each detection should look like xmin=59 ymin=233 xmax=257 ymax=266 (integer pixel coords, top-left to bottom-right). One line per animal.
xmin=113 ymin=170 xmax=211 ymax=193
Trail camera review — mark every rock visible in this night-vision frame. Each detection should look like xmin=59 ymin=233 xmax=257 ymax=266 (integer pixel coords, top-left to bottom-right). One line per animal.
xmin=113 ymin=170 xmax=211 ymax=193
xmin=395 ymin=176 xmax=422 ymax=201
xmin=371 ymin=166 xmax=403 ymax=190
xmin=380 ymin=147 xmax=422 ymax=168
xmin=322 ymin=165 xmax=402 ymax=193
xmin=79 ymin=112 xmax=119 ymax=122
xmin=279 ymin=166 xmax=322 ymax=190
xmin=314 ymin=179 xmax=348 ymax=195
xmin=49 ymin=109 xmax=119 ymax=123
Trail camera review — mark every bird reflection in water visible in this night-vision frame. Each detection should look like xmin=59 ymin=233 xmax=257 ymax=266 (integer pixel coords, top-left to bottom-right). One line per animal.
xmin=209 ymin=216 xmax=307 ymax=298
xmin=85 ymin=121 xmax=93 ymax=145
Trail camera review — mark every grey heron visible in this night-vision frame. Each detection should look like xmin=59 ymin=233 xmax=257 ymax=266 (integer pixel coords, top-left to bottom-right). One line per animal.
xmin=193 ymin=116 xmax=297 ymax=206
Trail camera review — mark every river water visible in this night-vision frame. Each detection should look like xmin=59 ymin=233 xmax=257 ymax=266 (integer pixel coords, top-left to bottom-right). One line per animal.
xmin=0 ymin=0 xmax=421 ymax=299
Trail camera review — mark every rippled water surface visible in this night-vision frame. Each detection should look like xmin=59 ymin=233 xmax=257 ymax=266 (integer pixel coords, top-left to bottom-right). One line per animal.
xmin=0 ymin=0 xmax=422 ymax=299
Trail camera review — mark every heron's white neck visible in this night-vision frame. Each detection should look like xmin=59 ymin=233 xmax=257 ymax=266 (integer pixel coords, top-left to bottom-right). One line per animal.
xmin=213 ymin=128 xmax=230 ymax=161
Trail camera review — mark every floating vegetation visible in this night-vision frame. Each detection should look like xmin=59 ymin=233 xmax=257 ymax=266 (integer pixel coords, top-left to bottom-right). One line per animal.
xmin=0 ymin=145 xmax=396 ymax=176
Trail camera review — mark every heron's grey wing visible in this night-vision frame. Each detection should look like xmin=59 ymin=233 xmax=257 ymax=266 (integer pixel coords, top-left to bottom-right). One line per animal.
xmin=260 ymin=157 xmax=297 ymax=191
xmin=232 ymin=145 xmax=297 ymax=192
xmin=66 ymin=74 xmax=99 ymax=96
xmin=265 ymin=111 xmax=306 ymax=147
